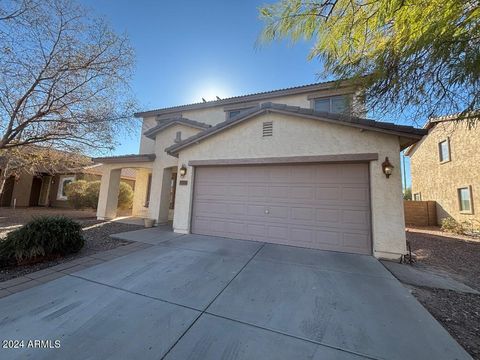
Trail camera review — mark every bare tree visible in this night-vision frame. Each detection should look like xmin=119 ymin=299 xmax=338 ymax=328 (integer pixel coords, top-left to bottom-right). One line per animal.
xmin=0 ymin=0 xmax=136 ymax=194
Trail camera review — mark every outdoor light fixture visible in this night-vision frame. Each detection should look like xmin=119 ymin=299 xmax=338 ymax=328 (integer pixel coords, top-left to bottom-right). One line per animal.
xmin=179 ymin=164 xmax=187 ymax=177
xmin=382 ymin=157 xmax=394 ymax=178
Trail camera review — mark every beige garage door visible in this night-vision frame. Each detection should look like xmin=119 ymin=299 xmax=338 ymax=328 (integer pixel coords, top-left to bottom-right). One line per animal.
xmin=191 ymin=163 xmax=372 ymax=255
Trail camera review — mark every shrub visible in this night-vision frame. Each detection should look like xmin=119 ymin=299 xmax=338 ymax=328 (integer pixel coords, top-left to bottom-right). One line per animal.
xmin=65 ymin=180 xmax=89 ymax=209
xmin=65 ymin=179 xmax=132 ymax=210
xmin=117 ymin=182 xmax=133 ymax=210
xmin=0 ymin=216 xmax=84 ymax=266
xmin=85 ymin=181 xmax=101 ymax=209
xmin=441 ymin=217 xmax=465 ymax=235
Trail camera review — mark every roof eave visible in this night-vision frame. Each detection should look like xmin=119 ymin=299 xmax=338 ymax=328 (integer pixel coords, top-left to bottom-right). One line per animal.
xmin=166 ymin=107 xmax=426 ymax=156
xmin=135 ymin=80 xmax=355 ymax=118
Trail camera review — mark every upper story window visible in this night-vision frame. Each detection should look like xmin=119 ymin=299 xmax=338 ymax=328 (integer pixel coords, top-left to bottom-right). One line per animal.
xmin=313 ymin=95 xmax=350 ymax=114
xmin=458 ymin=186 xmax=473 ymax=213
xmin=228 ymin=109 xmax=243 ymax=118
xmin=413 ymin=193 xmax=422 ymax=201
xmin=438 ymin=139 xmax=450 ymax=162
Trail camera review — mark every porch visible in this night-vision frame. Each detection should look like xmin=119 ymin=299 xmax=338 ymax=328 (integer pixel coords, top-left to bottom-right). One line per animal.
xmin=93 ymin=154 xmax=178 ymax=225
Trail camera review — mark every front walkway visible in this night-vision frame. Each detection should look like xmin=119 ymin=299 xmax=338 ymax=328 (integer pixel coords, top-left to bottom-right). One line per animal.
xmin=0 ymin=230 xmax=470 ymax=360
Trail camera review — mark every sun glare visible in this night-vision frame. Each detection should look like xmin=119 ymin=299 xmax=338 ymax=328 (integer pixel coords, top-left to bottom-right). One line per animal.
xmin=189 ymin=81 xmax=233 ymax=103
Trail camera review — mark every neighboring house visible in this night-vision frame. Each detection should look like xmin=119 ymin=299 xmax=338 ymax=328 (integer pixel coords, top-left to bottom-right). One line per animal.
xmin=0 ymin=163 xmax=135 ymax=208
xmin=406 ymin=116 xmax=480 ymax=226
xmin=94 ymin=81 xmax=426 ymax=260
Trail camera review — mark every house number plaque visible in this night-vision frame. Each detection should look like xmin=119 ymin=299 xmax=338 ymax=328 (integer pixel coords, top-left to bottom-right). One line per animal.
xmin=179 ymin=180 xmax=188 ymax=186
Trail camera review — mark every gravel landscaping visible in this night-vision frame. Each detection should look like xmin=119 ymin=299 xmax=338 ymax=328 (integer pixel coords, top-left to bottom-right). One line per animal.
xmin=0 ymin=208 xmax=143 ymax=282
xmin=406 ymin=227 xmax=480 ymax=359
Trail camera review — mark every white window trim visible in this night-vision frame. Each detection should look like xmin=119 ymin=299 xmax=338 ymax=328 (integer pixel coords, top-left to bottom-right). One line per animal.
xmin=57 ymin=175 xmax=75 ymax=201
xmin=438 ymin=138 xmax=451 ymax=163
xmin=458 ymin=185 xmax=474 ymax=214
xmin=413 ymin=192 xmax=422 ymax=201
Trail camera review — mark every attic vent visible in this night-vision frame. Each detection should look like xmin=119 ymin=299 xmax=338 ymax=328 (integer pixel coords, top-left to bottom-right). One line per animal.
xmin=262 ymin=121 xmax=273 ymax=137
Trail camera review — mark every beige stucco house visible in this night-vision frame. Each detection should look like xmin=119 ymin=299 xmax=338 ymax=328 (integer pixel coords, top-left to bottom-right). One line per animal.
xmin=94 ymin=81 xmax=425 ymax=260
xmin=0 ymin=163 xmax=135 ymax=208
xmin=406 ymin=116 xmax=480 ymax=227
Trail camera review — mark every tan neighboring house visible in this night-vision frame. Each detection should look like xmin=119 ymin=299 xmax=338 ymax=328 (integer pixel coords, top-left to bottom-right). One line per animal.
xmin=0 ymin=163 xmax=135 ymax=208
xmin=94 ymin=81 xmax=426 ymax=260
xmin=406 ymin=116 xmax=480 ymax=227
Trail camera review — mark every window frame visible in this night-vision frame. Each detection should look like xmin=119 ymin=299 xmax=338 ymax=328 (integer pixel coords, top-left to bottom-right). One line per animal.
xmin=413 ymin=192 xmax=422 ymax=201
xmin=224 ymin=104 xmax=258 ymax=120
xmin=310 ymin=95 xmax=351 ymax=114
xmin=56 ymin=175 xmax=75 ymax=201
xmin=457 ymin=186 xmax=474 ymax=214
xmin=438 ymin=138 xmax=451 ymax=163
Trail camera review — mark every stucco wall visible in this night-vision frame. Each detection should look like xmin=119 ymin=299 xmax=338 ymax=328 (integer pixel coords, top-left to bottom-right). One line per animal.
xmin=11 ymin=173 xmax=34 ymax=207
xmin=410 ymin=121 xmax=480 ymax=226
xmin=173 ymin=112 xmax=406 ymax=259
xmin=140 ymin=124 xmax=201 ymax=223
xmin=138 ymin=87 xmax=361 ymax=156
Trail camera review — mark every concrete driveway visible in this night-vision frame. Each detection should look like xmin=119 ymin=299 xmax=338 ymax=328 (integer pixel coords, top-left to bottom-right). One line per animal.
xmin=0 ymin=231 xmax=470 ymax=360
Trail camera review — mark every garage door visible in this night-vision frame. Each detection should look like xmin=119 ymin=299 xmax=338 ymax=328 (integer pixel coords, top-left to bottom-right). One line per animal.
xmin=191 ymin=163 xmax=371 ymax=254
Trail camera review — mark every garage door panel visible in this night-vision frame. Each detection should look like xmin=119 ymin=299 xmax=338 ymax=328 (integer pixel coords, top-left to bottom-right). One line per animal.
xmin=192 ymin=164 xmax=372 ymax=254
xmin=315 ymin=186 xmax=341 ymax=200
xmin=342 ymin=187 xmax=369 ymax=202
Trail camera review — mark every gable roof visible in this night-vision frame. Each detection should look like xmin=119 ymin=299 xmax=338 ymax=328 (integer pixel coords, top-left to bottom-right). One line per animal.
xmin=166 ymin=102 xmax=427 ymax=156
xmin=404 ymin=112 xmax=479 ymax=156
xmin=143 ymin=117 xmax=211 ymax=140
xmin=134 ymin=80 xmax=355 ymax=118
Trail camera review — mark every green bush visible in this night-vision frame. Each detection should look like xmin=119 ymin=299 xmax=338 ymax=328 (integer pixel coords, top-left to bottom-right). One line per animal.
xmin=85 ymin=181 xmax=101 ymax=209
xmin=65 ymin=180 xmax=89 ymax=209
xmin=65 ymin=179 xmax=132 ymax=210
xmin=117 ymin=182 xmax=133 ymax=210
xmin=0 ymin=216 xmax=84 ymax=266
xmin=441 ymin=217 xmax=465 ymax=235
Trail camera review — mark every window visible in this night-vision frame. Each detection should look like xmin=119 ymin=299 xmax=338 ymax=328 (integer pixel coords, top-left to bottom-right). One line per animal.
xmin=313 ymin=95 xmax=350 ymax=114
xmin=438 ymin=139 xmax=450 ymax=162
xmin=226 ymin=106 xmax=255 ymax=119
xmin=228 ymin=109 xmax=243 ymax=118
xmin=57 ymin=175 xmax=75 ymax=200
xmin=458 ymin=186 xmax=473 ymax=213
xmin=413 ymin=193 xmax=422 ymax=201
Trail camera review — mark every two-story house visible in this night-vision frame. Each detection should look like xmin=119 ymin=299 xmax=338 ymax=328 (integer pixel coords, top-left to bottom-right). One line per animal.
xmin=93 ymin=81 xmax=426 ymax=260
xmin=406 ymin=116 xmax=480 ymax=226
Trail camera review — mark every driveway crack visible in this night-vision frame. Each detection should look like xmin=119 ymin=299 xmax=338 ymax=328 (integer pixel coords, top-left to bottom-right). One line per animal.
xmin=159 ymin=242 xmax=266 ymax=360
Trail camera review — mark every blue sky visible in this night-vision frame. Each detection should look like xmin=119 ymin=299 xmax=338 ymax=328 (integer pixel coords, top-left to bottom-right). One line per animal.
xmin=82 ymin=0 xmax=412 ymax=188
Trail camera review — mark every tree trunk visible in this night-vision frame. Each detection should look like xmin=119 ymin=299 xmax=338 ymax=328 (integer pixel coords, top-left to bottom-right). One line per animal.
xmin=0 ymin=159 xmax=10 ymax=197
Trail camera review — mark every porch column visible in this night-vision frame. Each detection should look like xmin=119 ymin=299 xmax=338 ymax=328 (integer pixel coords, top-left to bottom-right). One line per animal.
xmin=132 ymin=168 xmax=150 ymax=218
xmin=158 ymin=168 xmax=173 ymax=224
xmin=96 ymin=168 xmax=121 ymax=220
xmin=148 ymin=166 xmax=172 ymax=225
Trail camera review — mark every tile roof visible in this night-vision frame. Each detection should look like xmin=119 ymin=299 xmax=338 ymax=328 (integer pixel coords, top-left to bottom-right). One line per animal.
xmin=134 ymin=80 xmax=351 ymax=117
xmin=166 ymin=102 xmax=427 ymax=156
xmin=143 ymin=117 xmax=211 ymax=139
xmin=92 ymin=154 xmax=155 ymax=164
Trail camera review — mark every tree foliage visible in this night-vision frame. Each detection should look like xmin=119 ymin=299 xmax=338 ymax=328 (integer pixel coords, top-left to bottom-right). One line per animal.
xmin=0 ymin=0 xmax=136 ymax=152
xmin=260 ymin=0 xmax=480 ymax=124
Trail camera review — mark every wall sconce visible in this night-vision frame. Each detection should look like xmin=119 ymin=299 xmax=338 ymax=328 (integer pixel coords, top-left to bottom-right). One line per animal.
xmin=179 ymin=164 xmax=187 ymax=178
xmin=382 ymin=157 xmax=394 ymax=178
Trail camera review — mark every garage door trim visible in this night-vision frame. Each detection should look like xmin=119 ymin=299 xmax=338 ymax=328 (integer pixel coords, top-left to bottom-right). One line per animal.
xmin=188 ymin=153 xmax=378 ymax=167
